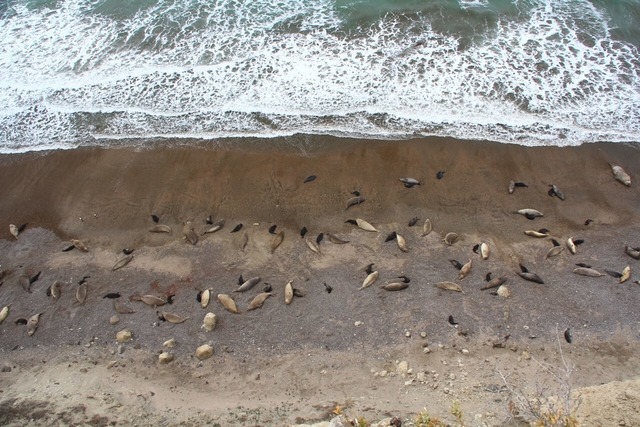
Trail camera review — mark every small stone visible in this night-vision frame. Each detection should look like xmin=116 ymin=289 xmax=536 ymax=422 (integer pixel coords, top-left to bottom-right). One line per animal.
xmin=195 ymin=344 xmax=214 ymax=361
xmin=417 ymin=372 xmax=427 ymax=382
xmin=449 ymin=373 xmax=456 ymax=380
xmin=163 ymin=338 xmax=176 ymax=348
xmin=404 ymin=379 xmax=414 ymax=386
xmin=379 ymin=370 xmax=388 ymax=378
xmin=423 ymin=347 xmax=432 ymax=354
xmin=117 ymin=344 xmax=125 ymax=354
xmin=444 ymin=387 xmax=450 ymax=394
xmin=158 ymin=352 xmax=174 ymax=364
xmin=1 ymin=365 xmax=11 ymax=373
xmin=109 ymin=315 xmax=120 ymax=325
xmin=397 ymin=361 xmax=409 ymax=375
xmin=107 ymin=361 xmax=118 ymax=369
xmin=405 ymin=330 xmax=411 ymax=337
xmin=509 ymin=344 xmax=518 ymax=352
xmin=521 ymin=351 xmax=531 ymax=360
xmin=116 ymin=329 xmax=132 ymax=343
xmin=354 ymin=321 xmax=364 ymax=327
xmin=420 ymin=332 xmax=427 ymax=338
xmin=255 ymin=373 xmax=261 ymax=380
xmin=461 ymin=349 xmax=470 ymax=355
xmin=438 ymin=344 xmax=444 ymax=349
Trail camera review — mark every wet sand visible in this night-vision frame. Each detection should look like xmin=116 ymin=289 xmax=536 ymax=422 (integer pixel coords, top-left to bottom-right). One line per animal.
xmin=1 ymin=136 xmax=640 ymax=425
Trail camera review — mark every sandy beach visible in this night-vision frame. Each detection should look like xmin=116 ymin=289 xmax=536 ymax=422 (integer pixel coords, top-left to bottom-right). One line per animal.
xmin=1 ymin=136 xmax=640 ymax=426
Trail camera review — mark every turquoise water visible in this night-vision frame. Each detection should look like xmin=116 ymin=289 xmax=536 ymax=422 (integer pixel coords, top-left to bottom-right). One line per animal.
xmin=0 ymin=0 xmax=639 ymax=152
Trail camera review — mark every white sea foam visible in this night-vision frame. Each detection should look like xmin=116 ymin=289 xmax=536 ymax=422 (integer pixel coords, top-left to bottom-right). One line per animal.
xmin=0 ymin=0 xmax=639 ymax=152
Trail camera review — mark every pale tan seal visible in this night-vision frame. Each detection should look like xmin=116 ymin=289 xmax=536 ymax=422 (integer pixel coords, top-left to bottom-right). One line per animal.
xmin=610 ymin=163 xmax=631 ymax=186
xmin=0 ymin=304 xmax=10 ymax=325
xmin=573 ymin=267 xmax=605 ymax=277
xmin=71 ymin=239 xmax=89 ymax=252
xmin=306 ymin=238 xmax=321 ymax=254
xmin=160 ymin=311 xmax=189 ymax=324
xmin=443 ymin=232 xmax=459 ymax=246
xmin=182 ymin=222 xmax=198 ymax=245
xmin=217 ymin=293 xmax=239 ymax=313
xmin=248 ymin=292 xmax=272 ymax=310
xmin=149 ymin=224 xmax=172 ymax=233
xmin=235 ymin=276 xmax=261 ymax=293
xmin=380 ymin=282 xmax=409 ymax=291
xmin=396 ymin=233 xmax=409 ymax=252
xmin=271 ymin=231 xmax=284 ymax=253
xmin=27 ymin=312 xmax=42 ymax=336
xmin=458 ymin=259 xmax=472 ymax=280
xmin=284 ymin=280 xmax=294 ymax=305
xmin=435 ymin=281 xmax=463 ymax=293
xmin=76 ymin=283 xmax=88 ymax=304
xmin=112 ymin=254 xmax=134 ymax=271
xmin=422 ymin=219 xmax=433 ymax=236
xmin=360 ymin=270 xmax=379 ymax=290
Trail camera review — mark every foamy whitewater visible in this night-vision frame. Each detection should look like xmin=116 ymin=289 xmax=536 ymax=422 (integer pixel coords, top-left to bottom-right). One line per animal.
xmin=1 ymin=0 xmax=639 ymax=152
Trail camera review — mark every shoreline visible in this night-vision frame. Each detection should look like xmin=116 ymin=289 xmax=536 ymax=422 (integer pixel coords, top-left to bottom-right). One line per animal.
xmin=1 ymin=136 xmax=640 ymax=425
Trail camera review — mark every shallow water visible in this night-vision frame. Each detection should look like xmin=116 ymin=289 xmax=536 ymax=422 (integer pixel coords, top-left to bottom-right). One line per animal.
xmin=1 ymin=0 xmax=639 ymax=152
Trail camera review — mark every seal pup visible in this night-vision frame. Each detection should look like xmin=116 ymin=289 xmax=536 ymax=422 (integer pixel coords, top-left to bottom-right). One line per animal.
xmin=360 ymin=270 xmax=379 ymax=290
xmin=324 ymin=283 xmax=333 ymax=293
xmin=133 ymin=294 xmax=170 ymax=308
xmin=197 ymin=289 xmax=211 ymax=308
xmin=151 ymin=214 xmax=160 ymax=223
xmin=235 ymin=276 xmax=261 ymax=293
xmin=481 ymin=275 xmax=507 ymax=291
xmin=508 ymin=180 xmax=528 ymax=194
xmin=422 ymin=219 xmax=433 ymax=236
xmin=408 ymin=217 xmax=419 ymax=227
xmin=620 ymin=266 xmax=631 ymax=283
xmin=76 ymin=283 xmax=88 ymax=304
xmin=103 ymin=292 xmax=121 ymax=299
xmin=384 ymin=231 xmax=397 ymax=242
xmin=149 ymin=224 xmax=172 ymax=233
xmin=202 ymin=219 xmax=224 ymax=234
xmin=399 ymin=177 xmax=420 ymax=188
xmin=458 ymin=259 xmax=472 ymax=280
xmin=206 ymin=215 xmax=213 ymax=225
xmin=398 ymin=275 xmax=410 ymax=283
xmin=545 ymin=240 xmax=564 ymax=259
xmin=47 ymin=281 xmax=62 ymax=301
xmin=248 ymin=292 xmax=272 ymax=310
xmin=9 ymin=224 xmax=19 ymax=239
xmin=19 ymin=270 xmax=41 ymax=293
xmin=300 ymin=227 xmax=308 ymax=238
xmin=443 ymin=232 xmax=459 ymax=246
xmin=609 ymin=163 xmax=631 ymax=186
xmin=548 ymin=184 xmax=565 ymax=200
xmin=380 ymin=282 xmax=409 ymax=291
xmin=516 ymin=264 xmax=544 ymax=284
xmin=0 ymin=304 xmax=10 ymax=325
xmin=327 ymin=233 xmax=349 ymax=244
xmin=346 ymin=196 xmax=365 ymax=209
xmin=316 ymin=233 xmax=324 ymax=244
xmin=231 ymin=223 xmax=243 ymax=233
xmin=573 ymin=267 xmax=605 ymax=277
xmin=436 ymin=171 xmax=445 ymax=179
xmin=113 ymin=300 xmax=135 ymax=314
xmin=624 ymin=245 xmax=640 ymax=260
xmin=396 ymin=233 xmax=409 ymax=252
xmin=516 ymin=209 xmax=544 ymax=220
xmin=112 ymin=254 xmax=134 ymax=271
xmin=566 ymin=237 xmax=577 ymax=255
xmin=122 ymin=248 xmax=134 ymax=255
xmin=182 ymin=222 xmax=198 ymax=245
xmin=564 ymin=328 xmax=573 ymax=344
xmin=480 ymin=242 xmax=489 ymax=260
xmin=158 ymin=311 xmax=189 ymax=324
xmin=271 ymin=231 xmax=284 ymax=253
xmin=524 ymin=229 xmax=549 ymax=238
xmin=268 ymin=225 xmax=277 ymax=235
xmin=284 ymin=280 xmax=294 ymax=305
xmin=306 ymin=238 xmax=321 ymax=254
xmin=303 ymin=175 xmax=316 ymax=183
xmin=435 ymin=281 xmax=463 ymax=293
xmin=448 ymin=315 xmax=458 ymax=325
xmin=346 ymin=218 xmax=379 ymax=232
xmin=27 ymin=313 xmax=42 ymax=336
xmin=217 ymin=293 xmax=239 ymax=313
xmin=71 ymin=239 xmax=89 ymax=252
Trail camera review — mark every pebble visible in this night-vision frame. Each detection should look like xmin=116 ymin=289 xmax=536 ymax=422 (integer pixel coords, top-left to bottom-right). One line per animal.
xmin=195 ymin=344 xmax=214 ymax=361
xmin=423 ymin=347 xmax=432 ymax=354
xmin=379 ymin=370 xmax=388 ymax=378
xmin=110 ymin=315 xmax=120 ymax=325
xmin=404 ymin=330 xmax=411 ymax=337
xmin=164 ymin=338 xmax=176 ymax=348
xmin=396 ymin=360 xmax=409 ymax=375
xmin=116 ymin=329 xmax=132 ymax=343
xmin=158 ymin=352 xmax=174 ymax=364
xmin=354 ymin=321 xmax=364 ymax=327
xmin=461 ymin=349 xmax=470 ymax=355
xmin=420 ymin=332 xmax=427 ymax=338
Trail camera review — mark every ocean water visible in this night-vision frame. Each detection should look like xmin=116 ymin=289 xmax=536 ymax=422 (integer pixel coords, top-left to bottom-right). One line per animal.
xmin=0 ymin=0 xmax=639 ymax=153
